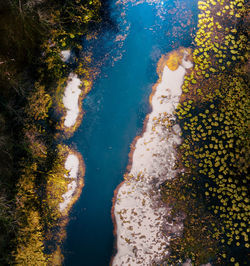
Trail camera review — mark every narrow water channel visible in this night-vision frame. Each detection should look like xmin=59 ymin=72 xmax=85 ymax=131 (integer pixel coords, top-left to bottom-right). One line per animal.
xmin=63 ymin=1 xmax=196 ymax=265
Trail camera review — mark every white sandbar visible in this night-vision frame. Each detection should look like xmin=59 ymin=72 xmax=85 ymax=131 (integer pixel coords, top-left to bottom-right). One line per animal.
xmin=113 ymin=50 xmax=192 ymax=265
xmin=59 ymin=153 xmax=80 ymax=212
xmin=63 ymin=73 xmax=82 ymax=128
xmin=65 ymin=154 xmax=80 ymax=179
xmin=60 ymin=50 xmax=71 ymax=62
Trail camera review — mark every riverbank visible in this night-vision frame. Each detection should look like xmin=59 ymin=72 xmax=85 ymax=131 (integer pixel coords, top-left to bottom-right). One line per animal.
xmin=0 ymin=0 xmax=104 ymax=264
xmin=45 ymin=146 xmax=86 ymax=265
xmin=112 ymin=48 xmax=193 ymax=265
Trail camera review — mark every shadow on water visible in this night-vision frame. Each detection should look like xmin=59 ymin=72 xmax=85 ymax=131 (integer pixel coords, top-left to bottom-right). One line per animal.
xmin=63 ymin=1 xmax=197 ymax=265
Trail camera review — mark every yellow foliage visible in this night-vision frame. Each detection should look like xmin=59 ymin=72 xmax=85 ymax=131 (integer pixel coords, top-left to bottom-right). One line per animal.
xmin=48 ymin=246 xmax=63 ymax=266
xmin=166 ymin=50 xmax=183 ymax=71
xmin=14 ymin=211 xmax=47 ymax=265
xmin=26 ymin=84 xmax=52 ymax=121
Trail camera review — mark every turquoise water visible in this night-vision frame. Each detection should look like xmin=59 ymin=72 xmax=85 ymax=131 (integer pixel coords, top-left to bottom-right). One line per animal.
xmin=63 ymin=1 xmax=196 ymax=265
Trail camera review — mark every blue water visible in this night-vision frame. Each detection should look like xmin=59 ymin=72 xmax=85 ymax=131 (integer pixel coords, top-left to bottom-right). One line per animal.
xmin=63 ymin=1 xmax=196 ymax=265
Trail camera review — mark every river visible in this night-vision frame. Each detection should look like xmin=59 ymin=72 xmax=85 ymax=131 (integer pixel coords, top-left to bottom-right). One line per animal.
xmin=63 ymin=0 xmax=197 ymax=265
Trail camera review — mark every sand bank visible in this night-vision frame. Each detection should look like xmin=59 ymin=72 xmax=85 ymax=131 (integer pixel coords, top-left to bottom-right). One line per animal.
xmin=63 ymin=73 xmax=82 ymax=128
xmin=112 ymin=49 xmax=193 ymax=265
xmin=59 ymin=151 xmax=85 ymax=213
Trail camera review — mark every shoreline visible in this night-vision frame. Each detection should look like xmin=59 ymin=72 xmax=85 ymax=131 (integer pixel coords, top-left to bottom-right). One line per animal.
xmin=110 ymin=58 xmax=164 ymax=265
xmin=110 ymin=66 xmax=161 ymax=266
xmin=51 ymin=35 xmax=101 ymax=263
xmin=48 ymin=148 xmax=85 ymax=265
xmin=50 ymin=67 xmax=94 ymax=263
xmin=111 ymin=48 xmax=193 ymax=265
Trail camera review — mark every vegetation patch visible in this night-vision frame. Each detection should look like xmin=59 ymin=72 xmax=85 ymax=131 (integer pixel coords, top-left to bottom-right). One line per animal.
xmin=162 ymin=0 xmax=249 ymax=265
